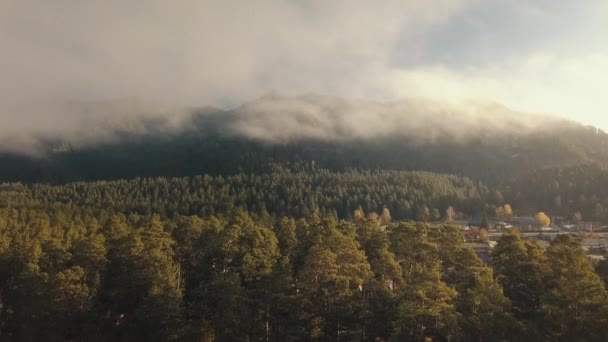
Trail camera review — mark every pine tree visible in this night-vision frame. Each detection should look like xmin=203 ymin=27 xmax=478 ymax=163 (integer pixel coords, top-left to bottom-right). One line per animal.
xmin=542 ymin=235 xmax=608 ymax=340
xmin=491 ymin=230 xmax=548 ymax=338
xmin=480 ymin=213 xmax=490 ymax=229
xmin=298 ymin=224 xmax=372 ymax=340
xmin=430 ymin=225 xmax=521 ymax=340
xmin=390 ymin=223 xmax=458 ymax=341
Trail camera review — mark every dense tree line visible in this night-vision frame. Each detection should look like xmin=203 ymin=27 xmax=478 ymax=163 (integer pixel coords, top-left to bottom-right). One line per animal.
xmin=1 ymin=204 xmax=606 ymax=341
xmin=502 ymin=164 xmax=608 ymax=222
xmin=13 ymin=162 xmax=608 ymax=224
xmin=1 ymin=115 xmax=607 ymax=184
xmin=2 ymin=168 xmax=608 ymax=340
xmin=0 ymin=166 xmax=487 ymax=222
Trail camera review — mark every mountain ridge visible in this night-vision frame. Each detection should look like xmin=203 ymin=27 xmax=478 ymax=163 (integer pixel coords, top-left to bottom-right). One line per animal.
xmin=0 ymin=94 xmax=606 ymax=184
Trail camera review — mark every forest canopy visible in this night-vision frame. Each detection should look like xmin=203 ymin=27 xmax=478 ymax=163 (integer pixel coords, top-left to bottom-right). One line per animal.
xmin=1 ymin=164 xmax=608 ymax=340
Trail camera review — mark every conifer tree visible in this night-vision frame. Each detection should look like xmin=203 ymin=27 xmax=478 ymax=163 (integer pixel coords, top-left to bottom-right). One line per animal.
xmin=542 ymin=235 xmax=608 ymax=340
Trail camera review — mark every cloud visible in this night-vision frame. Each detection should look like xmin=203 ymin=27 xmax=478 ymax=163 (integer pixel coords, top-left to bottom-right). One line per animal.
xmin=0 ymin=1 xmax=466 ymax=134
xmin=226 ymin=94 xmax=566 ymax=144
xmin=389 ymin=0 xmax=608 ymax=129
xmin=392 ymin=0 xmax=599 ymax=68
xmin=392 ymin=53 xmax=608 ymax=128
xmin=1 ymin=0 xmax=608 ymax=154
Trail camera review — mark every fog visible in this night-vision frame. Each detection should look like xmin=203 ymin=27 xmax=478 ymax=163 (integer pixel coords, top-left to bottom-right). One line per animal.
xmin=226 ymin=94 xmax=565 ymax=144
xmin=0 ymin=0 xmax=601 ymax=153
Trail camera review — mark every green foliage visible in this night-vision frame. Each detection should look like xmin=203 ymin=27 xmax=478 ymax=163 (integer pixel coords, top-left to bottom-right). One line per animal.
xmin=1 ymin=168 xmax=607 ymax=340
xmin=431 ymin=225 xmax=522 ymax=341
xmin=503 ymin=164 xmax=608 ymax=222
xmin=0 ymin=167 xmax=485 ymax=222
xmin=491 ymin=231 xmax=548 ymax=338
xmin=542 ymin=235 xmax=608 ymax=340
xmin=389 ymin=223 xmax=459 ymax=340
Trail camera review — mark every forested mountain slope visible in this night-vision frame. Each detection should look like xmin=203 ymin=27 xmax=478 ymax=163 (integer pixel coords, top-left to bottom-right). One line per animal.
xmin=502 ymin=164 xmax=608 ymax=221
xmin=1 ymin=95 xmax=607 ymax=184
xmin=0 ymin=166 xmax=485 ymax=221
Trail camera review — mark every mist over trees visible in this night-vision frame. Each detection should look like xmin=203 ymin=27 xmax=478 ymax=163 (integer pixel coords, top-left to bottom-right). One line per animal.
xmin=2 ymin=97 xmax=608 ymax=340
xmin=1 ymin=95 xmax=608 ymax=185
xmin=3 ymin=0 xmax=608 ymax=338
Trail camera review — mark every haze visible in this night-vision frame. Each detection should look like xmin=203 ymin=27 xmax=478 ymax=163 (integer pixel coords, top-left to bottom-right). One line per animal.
xmin=2 ymin=0 xmax=608 ymax=145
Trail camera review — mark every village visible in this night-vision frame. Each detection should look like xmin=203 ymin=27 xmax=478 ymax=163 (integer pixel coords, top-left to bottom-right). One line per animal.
xmin=455 ymin=215 xmax=608 ymax=263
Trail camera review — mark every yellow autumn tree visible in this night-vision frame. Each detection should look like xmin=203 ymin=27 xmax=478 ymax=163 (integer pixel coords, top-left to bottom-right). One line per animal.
xmin=503 ymin=204 xmax=513 ymax=218
xmin=353 ymin=207 xmax=365 ymax=221
xmin=535 ymin=212 xmax=551 ymax=227
xmin=380 ymin=207 xmax=392 ymax=225
xmin=496 ymin=204 xmax=513 ymax=219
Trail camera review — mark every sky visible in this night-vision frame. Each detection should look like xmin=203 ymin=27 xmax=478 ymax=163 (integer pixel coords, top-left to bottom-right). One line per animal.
xmin=1 ymin=0 xmax=608 ymax=139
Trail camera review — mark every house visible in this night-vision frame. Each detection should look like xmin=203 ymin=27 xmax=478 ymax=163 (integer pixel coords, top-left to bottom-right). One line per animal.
xmin=495 ymin=221 xmax=513 ymax=230
xmin=507 ymin=216 xmax=537 ymax=230
xmin=580 ymin=222 xmax=603 ymax=232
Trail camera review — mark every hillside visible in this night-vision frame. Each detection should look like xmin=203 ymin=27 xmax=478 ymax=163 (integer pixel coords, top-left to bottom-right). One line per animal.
xmin=3 ymin=96 xmax=608 ymax=341
xmin=0 ymin=95 xmax=607 ymax=184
